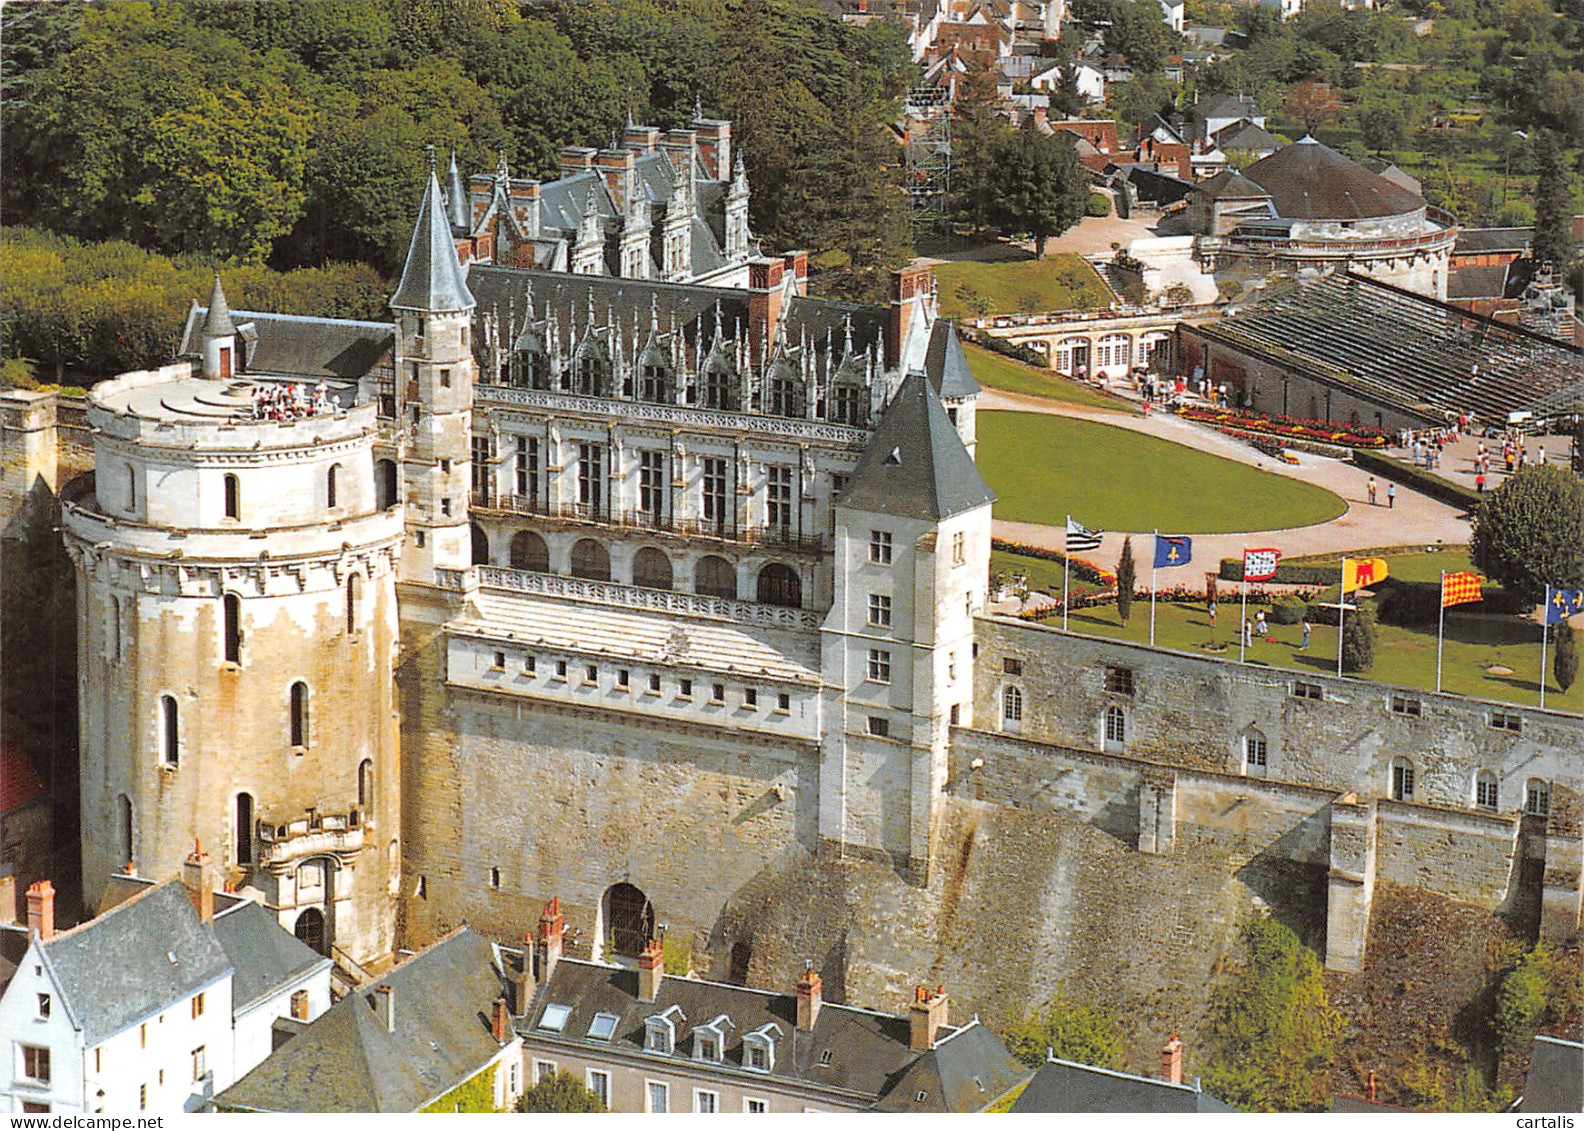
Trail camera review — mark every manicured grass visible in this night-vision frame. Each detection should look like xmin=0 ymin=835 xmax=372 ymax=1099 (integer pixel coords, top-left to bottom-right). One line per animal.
xmin=933 ymin=256 xmax=1113 ymax=319
xmin=978 ymin=411 xmax=1348 ymax=534
xmin=1290 ymin=549 xmax=1478 ymax=584
xmin=1055 ymin=600 xmax=1583 ymax=712
xmin=963 ymin=343 xmax=1137 ymax=413
xmin=992 ymin=548 xmax=1104 ymax=595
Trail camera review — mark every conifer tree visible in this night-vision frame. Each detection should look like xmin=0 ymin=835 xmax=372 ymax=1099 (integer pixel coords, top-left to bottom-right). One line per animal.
xmin=1116 ymin=536 xmax=1136 ymax=624
xmin=1555 ymin=623 xmax=1578 ymax=695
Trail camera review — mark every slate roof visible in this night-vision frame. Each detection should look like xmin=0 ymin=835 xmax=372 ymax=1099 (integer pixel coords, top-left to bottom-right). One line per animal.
xmin=1215 ymin=119 xmax=1282 ymax=153
xmin=41 ymin=881 xmax=232 ymax=1048
xmin=923 ymin=320 xmax=981 ymax=399
xmin=839 ymin=373 xmax=995 ymax=522
xmin=1456 ymin=226 xmax=1534 ymax=255
xmin=1518 ymin=1035 xmax=1584 ymax=1113
xmin=523 ymin=957 xmax=1026 ymax=1111
xmin=202 ymin=276 xmax=235 ymax=337
xmin=1446 ymin=264 xmax=1511 ymax=300
xmin=180 ymin=309 xmax=392 ymax=382
xmin=1010 ymin=1057 xmax=1235 ymax=1113
xmin=1197 ymin=169 xmax=1271 ymax=201
xmin=0 ymin=740 xmax=45 ymax=812
xmin=213 ymin=900 xmax=329 ymax=1014
xmin=1242 ymin=137 xmax=1427 ymax=220
xmin=391 ymin=168 xmax=476 ymax=313
xmin=444 ymin=152 xmax=469 ymax=234
xmin=217 ymin=928 xmax=511 ymax=1112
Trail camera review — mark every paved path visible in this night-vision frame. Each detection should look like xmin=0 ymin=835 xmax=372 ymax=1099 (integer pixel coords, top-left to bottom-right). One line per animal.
xmin=981 ymin=386 xmax=1475 ymax=571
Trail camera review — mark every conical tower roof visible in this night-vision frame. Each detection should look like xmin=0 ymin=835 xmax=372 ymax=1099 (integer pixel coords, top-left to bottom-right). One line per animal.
xmin=838 ymin=373 xmax=994 ymax=522
xmin=445 ymin=151 xmax=469 ymax=233
xmin=923 ymin=320 xmax=980 ymax=400
xmin=391 ymin=167 xmax=476 ymax=314
xmin=202 ymin=275 xmax=235 ymax=337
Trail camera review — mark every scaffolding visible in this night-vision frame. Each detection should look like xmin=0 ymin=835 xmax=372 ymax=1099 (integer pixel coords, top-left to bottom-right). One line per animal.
xmin=904 ymin=86 xmax=951 ymax=232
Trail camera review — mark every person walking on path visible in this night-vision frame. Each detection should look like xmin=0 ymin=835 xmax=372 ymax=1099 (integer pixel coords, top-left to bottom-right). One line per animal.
xmin=1476 ymin=471 xmax=1486 ymax=493
xmin=1208 ymin=596 xmax=1217 ymax=626
xmin=1387 ymin=483 xmax=1395 ymax=509
xmin=1254 ymin=610 xmax=1269 ymax=637
xmin=1367 ymin=476 xmax=1378 ymax=505
xmin=1300 ymin=618 xmax=1312 ymax=650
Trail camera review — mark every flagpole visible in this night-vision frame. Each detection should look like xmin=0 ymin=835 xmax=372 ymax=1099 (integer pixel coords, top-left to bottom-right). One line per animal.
xmin=1062 ymin=515 xmax=1071 ymax=633
xmin=1540 ymin=586 xmax=1550 ymax=710
xmin=1337 ymin=556 xmax=1347 ymax=677
xmin=1239 ymin=558 xmax=1248 ymax=664
xmin=1150 ymin=530 xmax=1158 ymax=647
xmin=1436 ymin=570 xmax=1446 ymax=693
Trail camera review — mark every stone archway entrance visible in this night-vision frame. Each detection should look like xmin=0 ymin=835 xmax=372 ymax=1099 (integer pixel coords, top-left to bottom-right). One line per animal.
xmin=603 ymin=882 xmax=655 ymax=958
xmin=294 ymin=907 xmax=327 ymax=956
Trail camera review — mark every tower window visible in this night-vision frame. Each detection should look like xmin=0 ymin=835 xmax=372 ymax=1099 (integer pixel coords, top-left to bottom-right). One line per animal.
xmin=327 ymin=463 xmax=340 ymax=509
xmin=1475 ymin=771 xmax=1498 ymax=810
xmin=223 ymin=474 xmax=240 ymax=520
xmin=1002 ymin=685 xmax=1023 ymax=729
xmin=346 ymin=574 xmax=361 ymax=635
xmin=160 ymin=695 xmax=179 ymax=766
xmin=235 ymin=792 xmax=253 ymax=866
xmin=289 ymin=681 xmax=310 ymax=748
xmin=1103 ymin=705 xmax=1126 ymax=750
xmin=223 ymin=594 xmax=242 ymax=664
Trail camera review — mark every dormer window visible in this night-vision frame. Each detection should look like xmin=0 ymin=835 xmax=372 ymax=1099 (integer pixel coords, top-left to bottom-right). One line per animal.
xmin=538 ymin=1004 xmax=571 ymax=1033
xmin=645 ymin=1004 xmax=685 ymax=1056
xmin=693 ymin=1014 xmax=732 ymax=1064
xmin=587 ymin=1012 xmax=619 ymax=1042
xmin=742 ymin=1022 xmax=781 ymax=1073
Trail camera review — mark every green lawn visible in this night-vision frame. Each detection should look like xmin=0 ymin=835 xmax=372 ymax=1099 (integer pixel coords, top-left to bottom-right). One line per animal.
xmin=992 ymin=548 xmax=1104 ymax=595
xmin=963 ymin=343 xmax=1135 ymax=412
xmin=934 ymin=256 xmax=1113 ymax=319
xmin=978 ymin=411 xmax=1348 ymax=534
xmin=1288 ymin=549 xmax=1477 ymax=583
xmin=1056 ymin=600 xmax=1583 ymax=712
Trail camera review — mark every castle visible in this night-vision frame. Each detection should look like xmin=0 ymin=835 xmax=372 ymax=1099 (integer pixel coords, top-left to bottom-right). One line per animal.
xmin=4 ymin=139 xmax=1579 ymax=1062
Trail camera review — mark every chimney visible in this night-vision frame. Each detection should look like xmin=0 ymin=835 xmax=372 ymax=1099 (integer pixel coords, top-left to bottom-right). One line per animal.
xmin=624 ymin=124 xmax=661 ymax=155
xmin=637 ymin=935 xmax=664 ymax=1003
xmin=595 ymin=148 xmax=637 ymax=212
xmin=374 ymin=984 xmax=396 ymax=1033
xmin=290 ymin=989 xmax=310 ymax=1021
xmin=908 ymin=984 xmax=949 ymax=1051
xmin=692 ymin=118 xmax=732 ymax=182
xmin=559 ymin=146 xmax=597 ymax=181
xmin=659 ymin=129 xmax=698 ymax=179
xmin=796 ymin=961 xmax=822 ymax=1032
xmin=747 ymin=257 xmax=786 ymax=365
xmin=183 ymin=840 xmax=214 ymax=924
xmin=887 ymin=265 xmax=934 ymax=372
xmin=536 ymin=897 xmax=564 ymax=983
xmin=509 ymin=179 xmax=542 ymax=241
xmin=1160 ymin=1034 xmax=1183 ymax=1085
xmin=1366 ymin=1070 xmax=1378 ymax=1104
xmin=25 ymin=880 xmax=54 ymax=941
xmin=512 ymin=931 xmax=535 ymax=1015
xmin=492 ymin=996 xmax=511 ymax=1042
xmin=782 ymin=250 xmax=809 ymax=292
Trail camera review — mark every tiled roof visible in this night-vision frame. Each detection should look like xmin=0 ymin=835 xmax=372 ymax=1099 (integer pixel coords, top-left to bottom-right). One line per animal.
xmin=213 ymin=899 xmax=329 ymax=1014
xmin=217 ymin=928 xmax=510 ymax=1112
xmin=180 ymin=309 xmax=392 ymax=382
xmin=923 ymin=320 xmax=981 ymax=399
xmin=1242 ymin=137 xmax=1426 ymax=220
xmin=1196 ymin=170 xmax=1271 ymax=201
xmin=1446 ymin=264 xmax=1511 ymax=300
xmin=0 ymin=740 xmax=45 ymax=812
xmin=840 ymin=373 xmax=995 ymax=522
xmin=1455 ymin=227 xmax=1534 ymax=255
xmin=202 ymin=276 xmax=235 ymax=337
xmin=874 ymin=1022 xmax=1032 ymax=1112
xmin=1519 ymin=1035 xmax=1584 ymax=1113
xmin=1010 ymin=1057 xmax=1235 ymax=1113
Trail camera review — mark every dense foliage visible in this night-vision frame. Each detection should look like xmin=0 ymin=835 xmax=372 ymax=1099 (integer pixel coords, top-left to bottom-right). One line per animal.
xmin=1003 ymin=994 xmax=1124 ymax=1070
xmin=1341 ymin=600 xmax=1377 ymax=672
xmin=1203 ymin=916 xmax=1343 ymax=1112
xmin=1470 ymin=465 xmax=1584 ymax=603
xmin=1493 ymin=941 xmax=1581 ymax=1052
xmin=515 ymin=1071 xmax=607 ymax=1113
xmin=1116 ymin=537 xmax=1137 ymax=623
xmin=1556 ymin=623 xmax=1579 ymax=694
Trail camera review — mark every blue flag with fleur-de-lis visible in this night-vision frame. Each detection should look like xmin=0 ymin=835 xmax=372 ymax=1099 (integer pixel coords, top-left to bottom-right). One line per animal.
xmin=1544 ymin=587 xmax=1584 ymax=625
xmin=1154 ymin=535 xmax=1193 ymax=569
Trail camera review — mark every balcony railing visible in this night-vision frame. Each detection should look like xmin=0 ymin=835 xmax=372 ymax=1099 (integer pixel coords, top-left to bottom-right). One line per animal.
xmin=470 ymin=491 xmax=829 ymax=552
xmin=255 ymin=809 xmax=366 ymax=869
xmin=474 ymin=566 xmax=823 ymax=631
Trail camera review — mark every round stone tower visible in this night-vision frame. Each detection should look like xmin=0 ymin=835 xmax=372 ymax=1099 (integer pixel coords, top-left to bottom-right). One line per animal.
xmin=61 ymin=321 xmax=403 ymax=964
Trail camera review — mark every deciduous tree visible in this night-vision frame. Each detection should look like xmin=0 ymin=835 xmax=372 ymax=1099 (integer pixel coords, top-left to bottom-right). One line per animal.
xmin=516 ymin=1071 xmax=607 ymax=1113
xmin=1470 ymin=465 xmax=1584 ymax=603
xmin=989 ymin=120 xmax=1087 ymax=258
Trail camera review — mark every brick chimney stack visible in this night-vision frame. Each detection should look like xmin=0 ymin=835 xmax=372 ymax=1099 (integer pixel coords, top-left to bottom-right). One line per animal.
xmin=560 ymin=146 xmax=597 ymax=181
xmin=536 ymin=897 xmax=564 ymax=983
xmin=25 ymin=880 xmax=54 ymax=941
xmin=747 ymin=257 xmax=786 ymax=365
xmin=637 ymin=935 xmax=664 ymax=1003
xmin=1160 ymin=1034 xmax=1184 ymax=1085
xmin=908 ymin=985 xmax=949 ymax=1051
xmin=374 ymin=984 xmax=396 ymax=1033
xmin=512 ymin=930 xmax=535 ymax=1015
xmin=796 ymin=960 xmax=822 ymax=1032
xmin=183 ymin=840 xmax=214 ymax=924
xmin=887 ymin=266 xmax=934 ymax=372
xmin=492 ymin=996 xmax=511 ymax=1042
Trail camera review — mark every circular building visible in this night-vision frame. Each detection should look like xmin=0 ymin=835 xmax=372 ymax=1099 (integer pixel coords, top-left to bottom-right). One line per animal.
xmin=60 ymin=284 xmax=404 ymax=963
xmin=1187 ymin=137 xmax=1458 ymax=299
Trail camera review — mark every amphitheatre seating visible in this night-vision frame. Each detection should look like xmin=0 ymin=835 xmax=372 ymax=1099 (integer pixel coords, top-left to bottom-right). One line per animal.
xmin=1214 ymin=273 xmax=1584 ymax=425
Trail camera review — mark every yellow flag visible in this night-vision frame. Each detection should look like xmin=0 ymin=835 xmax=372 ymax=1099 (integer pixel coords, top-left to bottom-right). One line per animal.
xmin=1342 ymin=557 xmax=1390 ymax=593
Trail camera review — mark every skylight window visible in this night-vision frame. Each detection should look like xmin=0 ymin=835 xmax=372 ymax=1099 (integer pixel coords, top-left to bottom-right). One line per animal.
xmin=539 ymin=1004 xmax=571 ymax=1032
xmin=588 ymin=1013 xmax=619 ymax=1041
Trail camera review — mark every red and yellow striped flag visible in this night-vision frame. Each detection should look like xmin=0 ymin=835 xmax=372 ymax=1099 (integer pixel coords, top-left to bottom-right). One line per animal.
xmin=1441 ymin=571 xmax=1485 ymax=608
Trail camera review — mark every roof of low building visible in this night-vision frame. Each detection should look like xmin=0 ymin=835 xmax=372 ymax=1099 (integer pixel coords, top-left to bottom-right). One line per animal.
xmin=202 ymin=276 xmax=235 ymax=337
xmin=218 ymin=928 xmax=510 ymax=1112
xmin=1215 ymin=119 xmax=1282 ymax=153
xmin=1519 ymin=1035 xmax=1584 ymax=1113
xmin=180 ymin=309 xmax=392 ymax=382
xmin=1241 ymin=137 xmax=1427 ymax=221
xmin=839 ymin=373 xmax=995 ymax=522
xmin=213 ymin=899 xmax=329 ymax=1015
xmin=1010 ymin=1056 xmax=1235 ymax=1113
xmin=1455 ymin=226 xmax=1534 ymax=255
xmin=1196 ymin=169 xmax=1272 ymax=201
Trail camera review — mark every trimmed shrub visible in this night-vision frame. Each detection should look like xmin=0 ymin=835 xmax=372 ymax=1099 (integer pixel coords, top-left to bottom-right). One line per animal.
xmin=1269 ymin=594 xmax=1308 ymax=625
xmin=1219 ymin=559 xmax=1342 ymax=586
xmin=1341 ymin=601 xmax=1377 ymax=672
xmin=1556 ymin=623 xmax=1578 ymax=694
xmin=1086 ymin=192 xmax=1112 ymax=217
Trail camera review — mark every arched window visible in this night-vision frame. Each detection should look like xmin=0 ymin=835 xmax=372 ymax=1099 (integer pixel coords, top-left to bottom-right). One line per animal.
xmin=1475 ymin=770 xmax=1498 ymax=810
xmin=756 ymin=563 xmax=801 ymax=608
xmin=126 ymin=464 xmax=138 ymax=512
xmin=1002 ymin=686 xmax=1023 ymax=731
xmin=345 ymin=574 xmax=361 ymax=635
xmin=570 ymin=539 xmax=611 ymax=581
xmin=1243 ymin=729 xmax=1268 ymax=776
xmin=470 ymin=523 xmax=489 ymax=565
xmin=695 ymin=555 xmax=736 ymax=599
xmin=602 ymin=882 xmax=655 ymax=958
xmin=235 ymin=793 xmax=253 ymax=867
xmin=1525 ymin=778 xmax=1550 ymax=816
xmin=160 ymin=694 xmax=179 ymax=766
xmin=294 ymin=907 xmax=326 ymax=956
xmin=1095 ymin=334 xmax=1131 ymax=370
xmin=223 ymin=594 xmax=242 ymax=664
xmin=1103 ymin=704 xmax=1126 ymax=750
xmin=509 ymin=531 xmax=550 ymax=572
xmin=117 ymin=794 xmax=134 ymax=870
xmin=358 ymin=759 xmax=374 ymax=812
xmin=327 ymin=463 xmax=340 ymax=509
xmin=631 ymin=547 xmax=674 ymax=590
xmin=290 ymin=681 xmax=310 ymax=748
xmin=375 ymin=460 xmax=399 ymax=510
xmin=1390 ymin=757 xmax=1415 ymax=801
xmin=223 ymin=474 xmax=240 ymax=520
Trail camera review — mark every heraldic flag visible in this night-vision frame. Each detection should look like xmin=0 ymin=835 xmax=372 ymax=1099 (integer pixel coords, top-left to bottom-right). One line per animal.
xmin=1066 ymin=518 xmax=1103 ymax=553
xmin=1544 ymin=587 xmax=1584 ymax=625
xmin=1154 ymin=535 xmax=1193 ymax=568
xmin=1342 ymin=557 xmax=1389 ymax=593
xmin=1243 ymin=548 xmax=1281 ymax=582
xmin=1441 ymin=571 xmax=1485 ymax=608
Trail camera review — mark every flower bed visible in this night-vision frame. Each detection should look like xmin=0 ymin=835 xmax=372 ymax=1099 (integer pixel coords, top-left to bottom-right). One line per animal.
xmin=1174 ymin=406 xmax=1391 ymax=449
xmin=992 ymin=539 xmax=1116 ymax=586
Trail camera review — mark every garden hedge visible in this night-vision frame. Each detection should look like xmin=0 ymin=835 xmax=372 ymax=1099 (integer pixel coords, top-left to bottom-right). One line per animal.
xmin=1351 ymin=450 xmax=1482 ymax=512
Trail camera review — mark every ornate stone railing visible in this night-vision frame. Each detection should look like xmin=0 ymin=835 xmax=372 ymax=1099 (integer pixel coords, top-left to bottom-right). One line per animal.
xmin=474 ymin=565 xmax=823 ymax=630
xmin=256 ymin=810 xmax=365 ymax=869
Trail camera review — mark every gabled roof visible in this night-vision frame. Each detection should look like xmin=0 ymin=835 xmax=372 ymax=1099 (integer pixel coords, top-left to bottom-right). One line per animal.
xmin=391 ymin=168 xmax=476 ymax=314
xmin=202 ymin=275 xmax=235 ymax=337
xmin=875 ymin=1022 xmax=1031 ymax=1112
xmin=1242 ymin=137 xmax=1426 ymax=220
xmin=179 ymin=310 xmax=392 ymax=382
xmin=839 ymin=373 xmax=994 ymax=522
xmin=1196 ymin=169 xmax=1271 ymax=201
xmin=1456 ymin=227 xmax=1534 ymax=255
xmin=1010 ymin=1056 xmax=1236 ymax=1113
xmin=1192 ymin=93 xmax=1258 ymax=122
xmin=0 ymin=740 xmax=45 ymax=812
xmin=213 ymin=900 xmax=329 ymax=1014
xmin=217 ymin=928 xmax=509 ymax=1112
xmin=42 ymin=880 xmax=232 ymax=1048
xmin=1519 ymin=1035 xmax=1584 ymax=1113
xmin=1215 ymin=119 xmax=1282 ymax=153
xmin=924 ymin=320 xmax=981 ymax=399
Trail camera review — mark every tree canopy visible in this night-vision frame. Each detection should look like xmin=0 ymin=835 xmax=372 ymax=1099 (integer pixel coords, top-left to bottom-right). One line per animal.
xmin=516 ymin=1071 xmax=607 ymax=1113
xmin=989 ymin=121 xmax=1089 ymax=258
xmin=1470 ymin=465 xmax=1584 ymax=603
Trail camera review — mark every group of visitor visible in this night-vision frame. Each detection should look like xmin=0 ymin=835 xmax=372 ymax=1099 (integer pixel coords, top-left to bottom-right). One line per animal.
xmin=250 ymin=381 xmax=334 ymax=421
